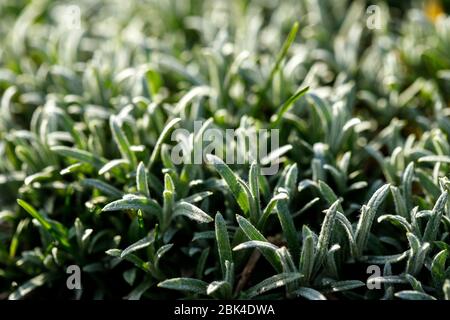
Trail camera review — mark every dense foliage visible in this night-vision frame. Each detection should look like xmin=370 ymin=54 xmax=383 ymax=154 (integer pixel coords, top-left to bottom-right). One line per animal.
xmin=1 ymin=0 xmax=450 ymax=300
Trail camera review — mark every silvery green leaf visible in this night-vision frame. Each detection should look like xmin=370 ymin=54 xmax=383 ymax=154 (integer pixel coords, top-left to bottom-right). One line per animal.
xmin=249 ymin=162 xmax=261 ymax=219
xmin=293 ymin=197 xmax=320 ymax=218
xmin=402 ymin=162 xmax=414 ymax=213
xmin=164 ymin=173 xmax=175 ymax=193
xmin=260 ymin=145 xmax=293 ymax=166
xmin=365 ymin=146 xmax=396 ymax=183
xmin=318 ymin=180 xmax=343 ymax=212
xmin=275 ymin=197 xmax=300 ymax=262
xmin=181 ymin=191 xmax=213 ymax=204
xmin=277 ymin=246 xmax=297 ymax=274
xmin=121 ymin=236 xmax=154 ymax=258
xmin=206 ymin=154 xmax=250 ymax=214
xmin=355 ymin=184 xmax=390 ymax=256
xmin=405 ymin=274 xmax=425 ymax=293
xmin=193 ymin=231 xmax=215 ymax=241
xmin=110 ymin=115 xmax=137 ymax=168
xmin=415 ymin=210 xmax=433 ymax=218
xmin=390 ymin=186 xmax=408 ymax=219
xmin=246 ymin=272 xmax=303 ymax=298
xmin=196 ymin=248 xmax=210 ymax=279
xmin=299 ymin=225 xmax=315 ymax=284
xmin=298 ymin=179 xmax=317 ymax=192
xmin=323 ymin=164 xmax=346 ymax=192
xmin=237 ymin=177 xmax=259 ymax=224
xmin=276 ymin=247 xmax=298 ymax=294
xmin=325 ymin=244 xmax=341 ymax=278
xmin=410 ymin=206 xmax=421 ymax=236
xmin=311 ymin=158 xmax=325 ymax=182
xmin=444 ymin=280 xmax=450 ymax=300
xmin=158 ymin=278 xmax=208 ymax=295
xmin=407 ymin=232 xmax=421 ymax=254
xmin=60 ymin=163 xmax=85 ymax=175
xmin=348 ymin=181 xmax=368 ymax=191
xmin=416 ymin=169 xmax=440 ymax=199
xmin=394 ymin=290 xmax=437 ymax=300
xmin=105 ymin=249 xmax=121 ymax=257
xmin=423 ymin=191 xmax=448 ymax=242
xmin=283 ymin=163 xmax=298 ymax=197
xmin=148 ymin=117 xmax=181 ymax=170
xmin=24 ymin=167 xmax=55 ymax=186
xmin=224 ymin=260 xmax=234 ymax=288
xmin=174 ymin=86 xmax=211 ymax=114
xmin=335 ymin=212 xmax=357 ymax=258
xmin=81 ymin=178 xmax=123 ymax=198
xmin=51 ymin=146 xmax=107 ymax=169
xmin=266 ymin=22 xmax=299 ymax=87
xmin=377 ymin=214 xmax=412 ymax=233
xmin=330 ymin=280 xmax=365 ymax=292
xmin=155 ymin=244 xmax=174 ymax=269
xmin=123 ymin=268 xmax=137 ymax=286
xmin=102 ymin=194 xmax=162 ymax=217
xmin=418 ymin=155 xmax=450 ymax=164
xmin=8 ymin=273 xmax=50 ymax=300
xmin=431 ymin=249 xmax=448 ymax=287
xmin=259 ymin=192 xmax=289 ymax=228
xmin=108 ymin=250 xmax=150 ymax=273
xmin=235 ymin=215 xmax=282 ymax=272
xmin=127 ymin=280 xmax=152 ymax=300
xmin=215 ymin=212 xmax=233 ymax=277
xmin=173 ymin=202 xmax=213 ymax=223
xmin=136 ymin=161 xmax=150 ymax=197
xmin=233 ymin=240 xmax=279 ymax=252
xmin=270 ymin=86 xmax=309 ymax=128
xmin=369 ymin=276 xmax=408 ymax=285
xmin=362 ymin=251 xmax=410 ymax=264
xmin=98 ymin=159 xmax=129 ymax=175
xmin=294 ymin=287 xmax=326 ymax=300
xmin=17 ymin=199 xmax=70 ymax=250
xmin=315 ymin=200 xmax=340 ymax=269
xmin=206 ymin=281 xmax=231 ymax=298
xmin=406 ymin=233 xmax=430 ymax=276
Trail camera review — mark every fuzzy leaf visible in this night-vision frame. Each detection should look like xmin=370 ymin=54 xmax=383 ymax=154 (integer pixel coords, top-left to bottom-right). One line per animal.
xmin=276 ymin=197 xmax=301 ymax=262
xmin=173 ymin=202 xmax=213 ymax=223
xmin=246 ymin=272 xmax=302 ymax=298
xmin=316 ymin=200 xmax=340 ymax=268
xmin=51 ymin=146 xmax=107 ymax=169
xmin=236 ymin=215 xmax=282 ymax=272
xmin=423 ymin=191 xmax=448 ymax=242
xmin=148 ymin=118 xmax=181 ymax=170
xmin=355 ymin=184 xmax=390 ymax=256
xmin=158 ymin=278 xmax=208 ymax=295
xmin=102 ymin=194 xmax=162 ymax=217
xmin=136 ymin=162 xmax=150 ymax=197
xmin=110 ymin=115 xmax=137 ymax=168
xmin=215 ymin=212 xmax=233 ymax=277
xmin=121 ymin=236 xmax=154 ymax=258
xmin=206 ymin=154 xmax=250 ymax=214
xmin=395 ymin=290 xmax=437 ymax=300
xmin=294 ymin=287 xmax=326 ymax=300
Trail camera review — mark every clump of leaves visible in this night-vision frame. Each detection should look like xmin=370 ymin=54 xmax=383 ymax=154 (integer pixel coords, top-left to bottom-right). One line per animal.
xmin=1 ymin=0 xmax=450 ymax=300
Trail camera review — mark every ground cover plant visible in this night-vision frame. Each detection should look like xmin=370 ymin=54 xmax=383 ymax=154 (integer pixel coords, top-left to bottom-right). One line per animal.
xmin=1 ymin=0 xmax=450 ymax=300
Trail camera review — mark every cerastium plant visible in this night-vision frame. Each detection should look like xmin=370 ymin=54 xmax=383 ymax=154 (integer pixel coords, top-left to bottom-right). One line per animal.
xmin=1 ymin=0 xmax=450 ymax=300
